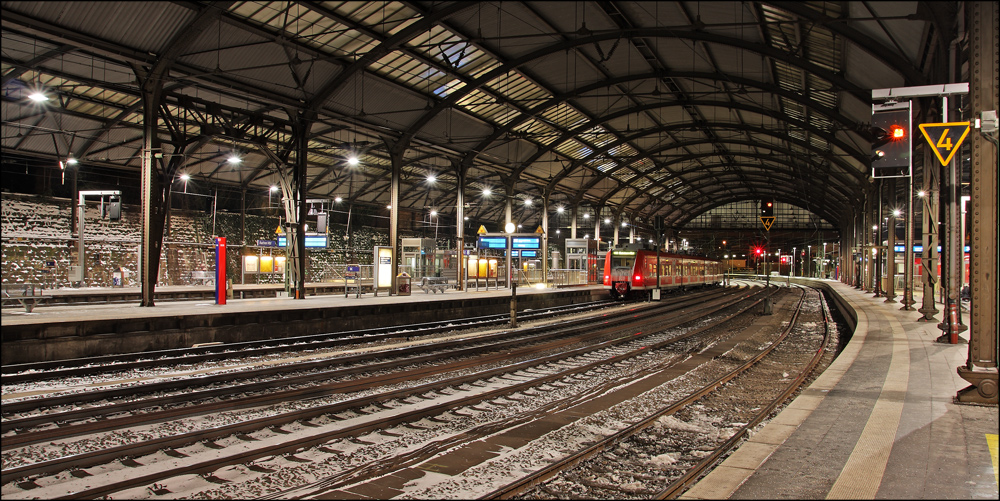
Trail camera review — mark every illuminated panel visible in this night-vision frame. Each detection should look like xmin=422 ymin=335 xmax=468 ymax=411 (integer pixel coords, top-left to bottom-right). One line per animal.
xmin=278 ymin=235 xmax=329 ymax=248
xmin=478 ymin=236 xmax=508 ymax=249
xmin=511 ymin=237 xmax=540 ymax=249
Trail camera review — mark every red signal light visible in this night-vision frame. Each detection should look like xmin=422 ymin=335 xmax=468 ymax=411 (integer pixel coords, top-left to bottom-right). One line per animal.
xmin=889 ymin=124 xmax=905 ymax=140
xmin=754 ymin=247 xmax=763 ymax=255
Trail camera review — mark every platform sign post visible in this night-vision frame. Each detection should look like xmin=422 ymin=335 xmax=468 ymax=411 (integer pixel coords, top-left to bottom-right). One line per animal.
xmin=215 ymin=237 xmax=226 ymax=305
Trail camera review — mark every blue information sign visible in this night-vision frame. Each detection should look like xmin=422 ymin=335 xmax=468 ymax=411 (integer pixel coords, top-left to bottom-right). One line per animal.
xmin=278 ymin=235 xmax=329 ymax=248
xmin=520 ymin=250 xmax=537 ymax=258
xmin=511 ymin=236 xmax=540 ymax=249
xmin=478 ymin=236 xmax=508 ymax=249
xmin=891 ymin=245 xmax=968 ymax=253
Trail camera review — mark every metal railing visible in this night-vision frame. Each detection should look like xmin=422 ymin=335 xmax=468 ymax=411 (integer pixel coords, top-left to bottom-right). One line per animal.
xmin=547 ymin=269 xmax=588 ymax=287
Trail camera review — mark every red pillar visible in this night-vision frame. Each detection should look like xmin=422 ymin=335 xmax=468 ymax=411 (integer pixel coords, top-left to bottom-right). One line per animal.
xmin=215 ymin=237 xmax=226 ymax=305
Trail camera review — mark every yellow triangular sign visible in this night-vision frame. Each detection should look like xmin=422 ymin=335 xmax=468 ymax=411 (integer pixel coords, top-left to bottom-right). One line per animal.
xmin=918 ymin=122 xmax=970 ymax=166
xmin=477 ymin=225 xmax=488 ymax=235
xmin=760 ymin=216 xmax=775 ymax=231
xmin=535 ymin=225 xmax=544 ymax=234
xmin=275 ymin=223 xmax=284 ymax=234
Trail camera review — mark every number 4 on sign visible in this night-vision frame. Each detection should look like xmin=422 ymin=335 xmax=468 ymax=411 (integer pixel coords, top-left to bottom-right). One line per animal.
xmin=918 ymin=122 xmax=971 ymax=166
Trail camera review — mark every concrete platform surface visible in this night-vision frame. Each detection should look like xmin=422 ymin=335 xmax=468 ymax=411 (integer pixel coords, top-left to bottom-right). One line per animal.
xmin=682 ymin=280 xmax=998 ymax=500
xmin=1 ymin=282 xmax=586 ymax=325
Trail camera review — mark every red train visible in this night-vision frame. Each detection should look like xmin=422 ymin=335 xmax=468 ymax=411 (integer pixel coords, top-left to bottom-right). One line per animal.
xmin=603 ymin=243 xmax=723 ymax=298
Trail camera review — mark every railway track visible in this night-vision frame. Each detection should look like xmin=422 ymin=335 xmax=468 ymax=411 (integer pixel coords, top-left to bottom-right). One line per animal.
xmin=0 ymin=290 xmax=734 ymax=437
xmin=1 ymin=285 xmax=806 ymax=500
xmin=1 ymin=299 xmax=621 ymax=383
xmin=486 ymin=285 xmax=835 ymax=499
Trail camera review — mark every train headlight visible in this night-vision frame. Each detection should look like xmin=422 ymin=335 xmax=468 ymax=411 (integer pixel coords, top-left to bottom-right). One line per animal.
xmin=635 ymin=275 xmax=642 ymax=282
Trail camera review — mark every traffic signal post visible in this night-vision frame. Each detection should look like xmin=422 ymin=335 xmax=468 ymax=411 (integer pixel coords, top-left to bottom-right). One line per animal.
xmin=871 ymin=100 xmax=912 ymax=179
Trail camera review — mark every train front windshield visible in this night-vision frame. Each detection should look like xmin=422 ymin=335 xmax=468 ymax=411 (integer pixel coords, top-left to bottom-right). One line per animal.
xmin=610 ymin=256 xmax=633 ymax=269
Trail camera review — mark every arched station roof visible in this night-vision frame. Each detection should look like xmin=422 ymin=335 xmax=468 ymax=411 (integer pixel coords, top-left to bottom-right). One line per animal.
xmin=1 ymin=1 xmax=958 ymax=233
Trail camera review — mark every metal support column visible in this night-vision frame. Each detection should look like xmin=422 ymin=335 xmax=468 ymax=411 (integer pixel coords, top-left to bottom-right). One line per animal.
xmin=542 ymin=191 xmax=549 ymax=287
xmin=612 ymin=213 xmax=620 ymax=247
xmin=593 ymin=206 xmax=601 ymax=244
xmin=389 ymin=149 xmax=402 ymax=295
xmin=454 ymin=163 xmax=466 ymax=291
xmin=885 ymin=179 xmax=897 ymax=302
xmin=293 ymin=120 xmax=308 ymax=299
xmin=139 ymin=88 xmax=162 ymax=307
xmin=901 ymin=170 xmax=916 ymax=310
xmin=570 ymin=205 xmax=578 ymax=239
xmin=958 ymin=0 xmax=998 ymax=404
xmin=873 ymin=180 xmax=883 ymax=297
xmin=935 ymin=93 xmax=966 ymax=340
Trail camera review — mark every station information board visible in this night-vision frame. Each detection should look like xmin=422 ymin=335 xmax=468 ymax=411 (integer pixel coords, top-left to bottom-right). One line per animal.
xmin=478 ymin=236 xmax=507 ymax=249
xmin=278 ymin=235 xmax=329 ymax=248
xmin=511 ymin=236 xmax=541 ymax=249
xmin=519 ymin=250 xmax=538 ymax=257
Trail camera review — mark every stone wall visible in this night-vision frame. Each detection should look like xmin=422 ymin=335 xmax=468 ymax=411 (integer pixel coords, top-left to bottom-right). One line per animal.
xmin=1 ymin=193 xmax=404 ymax=288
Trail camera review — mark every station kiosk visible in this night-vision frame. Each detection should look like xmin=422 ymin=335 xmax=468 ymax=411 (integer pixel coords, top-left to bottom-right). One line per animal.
xmin=401 ymin=238 xmax=435 ymax=279
xmin=565 ymin=237 xmax=602 ymax=283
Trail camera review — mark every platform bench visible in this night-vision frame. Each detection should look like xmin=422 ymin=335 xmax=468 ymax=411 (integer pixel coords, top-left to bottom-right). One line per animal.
xmin=419 ymin=276 xmax=451 ymax=294
xmin=1 ymin=283 xmax=48 ymax=313
xmin=189 ymin=270 xmax=215 ymax=286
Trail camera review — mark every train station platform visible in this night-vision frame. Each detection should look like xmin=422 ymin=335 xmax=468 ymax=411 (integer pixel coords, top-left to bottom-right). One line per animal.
xmin=682 ymin=279 xmax=999 ymax=500
xmin=1 ymin=283 xmax=605 ymax=365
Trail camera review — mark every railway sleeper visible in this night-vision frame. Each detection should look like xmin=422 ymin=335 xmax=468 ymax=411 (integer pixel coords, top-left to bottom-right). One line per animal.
xmin=245 ymin=463 xmax=275 ymax=473
xmin=576 ymin=477 xmax=660 ymax=496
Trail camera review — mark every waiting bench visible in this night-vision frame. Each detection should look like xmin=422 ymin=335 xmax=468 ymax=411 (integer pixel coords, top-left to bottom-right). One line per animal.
xmin=189 ymin=270 xmax=215 ymax=286
xmin=419 ymin=276 xmax=451 ymax=294
xmin=1 ymin=283 xmax=48 ymax=313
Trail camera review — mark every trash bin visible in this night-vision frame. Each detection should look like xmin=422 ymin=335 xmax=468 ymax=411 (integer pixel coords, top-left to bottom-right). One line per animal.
xmin=112 ymin=268 xmax=123 ymax=287
xmin=397 ymin=272 xmax=411 ymax=296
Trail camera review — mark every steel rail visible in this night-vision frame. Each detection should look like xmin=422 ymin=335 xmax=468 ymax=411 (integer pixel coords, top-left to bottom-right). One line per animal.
xmin=1 ymin=300 xmax=618 ymax=383
xmin=1 ymin=288 xmax=732 ymax=447
xmin=652 ymin=287 xmax=833 ymax=499
xmin=484 ymin=285 xmax=806 ymax=499
xmin=3 ymin=288 xmax=767 ymax=492
xmin=1 ymin=296 xmax=686 ymax=416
